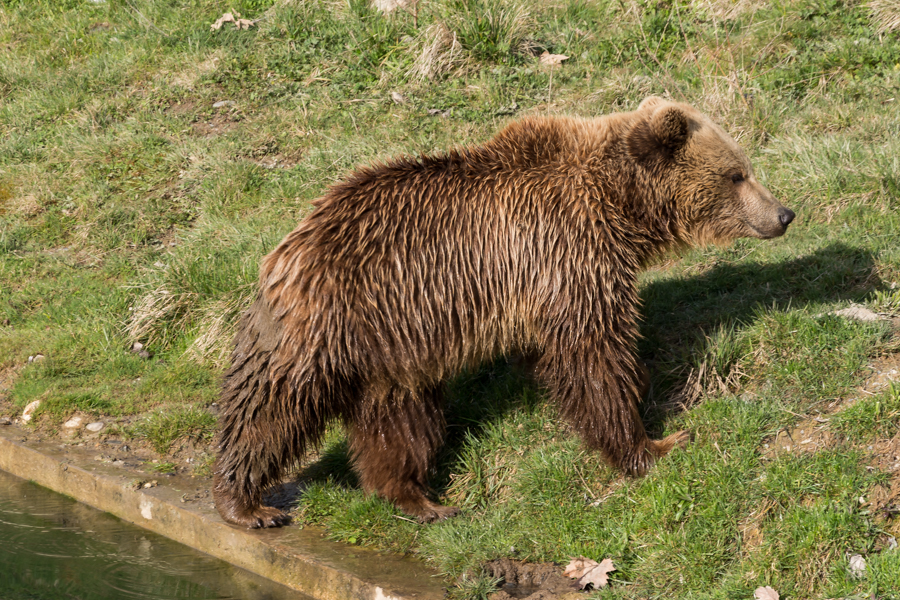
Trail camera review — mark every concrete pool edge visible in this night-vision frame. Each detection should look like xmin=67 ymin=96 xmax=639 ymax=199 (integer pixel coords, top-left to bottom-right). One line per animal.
xmin=0 ymin=426 xmax=446 ymax=600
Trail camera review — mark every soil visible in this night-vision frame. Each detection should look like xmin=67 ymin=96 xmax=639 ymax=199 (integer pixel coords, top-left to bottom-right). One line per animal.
xmin=760 ymin=351 xmax=900 ymax=458
xmin=484 ymin=558 xmax=583 ymax=600
xmin=191 ymin=111 xmax=240 ymax=137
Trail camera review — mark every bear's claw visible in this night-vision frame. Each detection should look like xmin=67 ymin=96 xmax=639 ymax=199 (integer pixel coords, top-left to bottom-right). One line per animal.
xmin=654 ymin=429 xmax=692 ymax=456
xmin=416 ymin=504 xmax=460 ymax=524
xmin=223 ymin=504 xmax=290 ymax=529
xmin=395 ymin=496 xmax=460 ymax=523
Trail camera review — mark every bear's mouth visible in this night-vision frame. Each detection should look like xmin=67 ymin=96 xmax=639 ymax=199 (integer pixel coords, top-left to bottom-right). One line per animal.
xmin=744 ymin=220 xmax=788 ymax=239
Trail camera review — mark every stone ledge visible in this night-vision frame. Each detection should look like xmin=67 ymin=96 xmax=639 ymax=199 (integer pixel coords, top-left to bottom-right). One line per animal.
xmin=0 ymin=425 xmax=445 ymax=600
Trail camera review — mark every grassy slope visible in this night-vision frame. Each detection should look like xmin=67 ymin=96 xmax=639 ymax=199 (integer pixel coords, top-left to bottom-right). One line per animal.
xmin=2 ymin=0 xmax=900 ymax=597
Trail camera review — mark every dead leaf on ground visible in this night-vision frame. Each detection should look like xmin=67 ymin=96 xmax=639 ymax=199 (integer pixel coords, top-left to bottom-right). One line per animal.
xmin=563 ymin=556 xmax=615 ymax=590
xmin=210 ymin=12 xmax=255 ymax=31
xmin=539 ymin=51 xmax=569 ymax=67
xmin=753 ymin=586 xmax=779 ymax=600
xmin=391 ymin=91 xmax=407 ymax=104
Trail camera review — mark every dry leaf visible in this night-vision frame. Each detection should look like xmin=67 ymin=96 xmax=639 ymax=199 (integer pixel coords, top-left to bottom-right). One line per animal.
xmin=753 ymin=586 xmax=779 ymax=600
xmin=539 ymin=51 xmax=569 ymax=67
xmin=391 ymin=91 xmax=407 ymax=104
xmin=563 ymin=557 xmax=615 ymax=590
xmin=211 ymin=12 xmax=255 ymax=32
xmin=210 ymin=12 xmax=235 ymax=30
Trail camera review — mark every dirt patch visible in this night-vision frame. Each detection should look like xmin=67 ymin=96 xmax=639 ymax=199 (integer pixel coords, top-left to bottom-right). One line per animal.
xmin=762 ymin=416 xmax=835 ymax=457
xmin=756 ymin=347 xmax=900 ymax=540
xmin=738 ymin=497 xmax=778 ymax=556
xmin=192 ymin=111 xmax=240 ymax=137
xmin=485 ymin=558 xmax=582 ymax=600
xmin=864 ymin=435 xmax=900 ymax=536
xmin=167 ymin=99 xmax=200 ymax=117
xmin=762 ymin=351 xmax=900 ymax=459
xmin=862 ymin=350 xmax=900 ymax=396
xmin=240 ymin=137 xmax=303 ymax=169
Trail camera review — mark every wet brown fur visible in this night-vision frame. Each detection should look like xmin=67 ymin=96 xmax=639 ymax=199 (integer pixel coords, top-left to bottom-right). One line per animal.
xmin=213 ymin=97 xmax=794 ymax=528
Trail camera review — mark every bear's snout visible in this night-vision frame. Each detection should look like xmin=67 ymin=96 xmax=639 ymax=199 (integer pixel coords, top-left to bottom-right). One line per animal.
xmin=737 ymin=180 xmax=795 ymax=239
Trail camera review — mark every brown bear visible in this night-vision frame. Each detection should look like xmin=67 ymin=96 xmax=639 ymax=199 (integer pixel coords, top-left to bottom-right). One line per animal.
xmin=212 ymin=96 xmax=794 ymax=528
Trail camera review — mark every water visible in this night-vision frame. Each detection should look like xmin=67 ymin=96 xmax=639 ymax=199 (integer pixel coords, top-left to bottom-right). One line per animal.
xmin=0 ymin=470 xmax=310 ymax=600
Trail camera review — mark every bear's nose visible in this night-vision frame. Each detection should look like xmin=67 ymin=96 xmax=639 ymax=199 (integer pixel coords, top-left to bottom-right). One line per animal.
xmin=779 ymin=208 xmax=795 ymax=227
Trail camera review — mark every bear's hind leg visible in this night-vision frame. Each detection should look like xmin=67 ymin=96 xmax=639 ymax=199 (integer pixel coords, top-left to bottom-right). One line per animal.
xmin=349 ymin=385 xmax=458 ymax=523
xmin=214 ymin=367 xmax=330 ymax=529
xmin=213 ymin=395 xmax=315 ymax=528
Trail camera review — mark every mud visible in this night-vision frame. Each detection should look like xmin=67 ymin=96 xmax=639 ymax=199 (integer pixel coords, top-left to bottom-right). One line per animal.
xmin=485 ymin=558 xmax=582 ymax=600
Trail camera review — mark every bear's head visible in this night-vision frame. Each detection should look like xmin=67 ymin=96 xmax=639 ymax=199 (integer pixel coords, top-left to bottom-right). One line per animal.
xmin=626 ymin=96 xmax=794 ymax=244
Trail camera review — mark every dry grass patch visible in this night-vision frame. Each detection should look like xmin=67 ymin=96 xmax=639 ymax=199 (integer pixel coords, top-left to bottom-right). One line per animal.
xmin=170 ymin=51 xmax=223 ymax=90
xmin=691 ymin=0 xmax=769 ymax=21
xmin=407 ymin=22 xmax=467 ymax=81
xmin=184 ymin=286 xmax=256 ymax=369
xmin=869 ymin=0 xmax=900 ymax=34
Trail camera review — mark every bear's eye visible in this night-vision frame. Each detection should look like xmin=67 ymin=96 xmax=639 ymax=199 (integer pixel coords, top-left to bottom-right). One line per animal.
xmin=731 ymin=173 xmax=745 ymax=184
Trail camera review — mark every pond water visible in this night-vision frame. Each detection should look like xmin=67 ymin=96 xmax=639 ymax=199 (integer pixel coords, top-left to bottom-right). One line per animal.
xmin=0 ymin=470 xmax=310 ymax=600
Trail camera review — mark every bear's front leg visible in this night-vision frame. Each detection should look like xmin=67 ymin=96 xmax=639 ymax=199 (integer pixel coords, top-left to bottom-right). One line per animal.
xmin=538 ymin=333 xmax=690 ymax=476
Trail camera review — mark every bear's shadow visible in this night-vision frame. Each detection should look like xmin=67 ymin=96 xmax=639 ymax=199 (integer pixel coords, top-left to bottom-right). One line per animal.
xmin=287 ymin=242 xmax=880 ymax=504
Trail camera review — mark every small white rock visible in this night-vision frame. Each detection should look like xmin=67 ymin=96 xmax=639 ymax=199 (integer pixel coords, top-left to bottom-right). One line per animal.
xmin=832 ymin=305 xmax=883 ymax=322
xmin=63 ymin=416 xmax=84 ymax=429
xmin=848 ymin=553 xmax=866 ymax=578
xmin=213 ymin=100 xmax=235 ymax=108
xmin=85 ymin=422 xmax=105 ymax=432
xmin=21 ymin=400 xmax=41 ymax=423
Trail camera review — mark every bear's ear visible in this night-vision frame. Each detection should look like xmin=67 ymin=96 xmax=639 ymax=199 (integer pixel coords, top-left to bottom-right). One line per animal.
xmin=638 ymin=96 xmax=665 ymax=110
xmin=626 ymin=105 xmax=689 ymax=164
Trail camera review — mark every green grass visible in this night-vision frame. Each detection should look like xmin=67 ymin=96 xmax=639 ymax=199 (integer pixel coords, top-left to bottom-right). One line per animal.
xmin=2 ymin=0 xmax=900 ymax=598
xmin=128 ymin=404 xmax=217 ymax=454
xmin=831 ymin=383 xmax=900 ymax=440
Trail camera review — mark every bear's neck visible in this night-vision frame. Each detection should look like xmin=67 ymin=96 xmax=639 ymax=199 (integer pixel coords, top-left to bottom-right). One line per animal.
xmin=482 ymin=115 xmax=686 ymax=264
xmin=555 ymin=117 xmax=686 ymax=263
